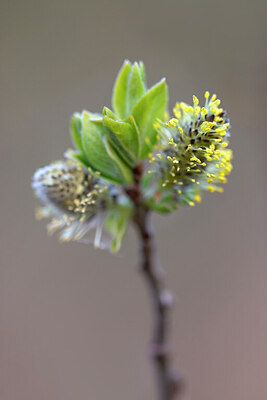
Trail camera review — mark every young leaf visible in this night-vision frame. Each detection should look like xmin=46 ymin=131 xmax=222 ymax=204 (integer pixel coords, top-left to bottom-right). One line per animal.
xmin=65 ymin=149 xmax=91 ymax=168
xmin=124 ymin=62 xmax=146 ymax=117
xmin=103 ymin=106 xmax=117 ymax=120
xmin=112 ymin=60 xmax=132 ymax=119
xmin=138 ymin=61 xmax=146 ymax=89
xmin=81 ymin=111 xmax=124 ymax=183
xmin=146 ymin=191 xmax=177 ymax=214
xmin=103 ymin=125 xmax=135 ymax=168
xmin=132 ymin=79 xmax=168 ymax=159
xmin=70 ymin=113 xmax=83 ymax=152
xmin=104 ymin=135 xmax=133 ymax=183
xmin=149 ymin=202 xmax=176 ymax=213
xmin=103 ymin=113 xmax=140 ymax=162
xmin=124 ymin=115 xmax=141 ymax=159
xmin=105 ymin=210 xmax=129 ymax=252
xmin=112 ymin=60 xmax=146 ymax=119
xmin=71 ymin=111 xmax=102 ymax=151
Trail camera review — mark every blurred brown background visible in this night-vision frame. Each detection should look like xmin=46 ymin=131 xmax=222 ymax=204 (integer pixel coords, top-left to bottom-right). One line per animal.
xmin=1 ymin=0 xmax=267 ymax=399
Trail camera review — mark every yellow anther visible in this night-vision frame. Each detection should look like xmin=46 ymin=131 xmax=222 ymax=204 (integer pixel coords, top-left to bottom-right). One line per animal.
xmin=178 ymin=127 xmax=183 ymax=134
xmin=166 ymin=118 xmax=178 ymax=128
xmin=156 ymin=153 xmax=162 ymax=159
xmin=210 ymin=144 xmax=215 ymax=151
xmin=189 ymin=201 xmax=195 ymax=207
xmin=205 ymin=91 xmax=210 ymax=99
xmin=201 ymin=107 xmax=208 ymax=117
xmin=215 ymin=126 xmax=225 ymax=133
xmin=177 ymin=190 xmax=182 ymax=194
xmin=173 ymin=109 xmax=181 ymax=119
xmin=217 ymin=187 xmax=224 ymax=193
xmin=211 ymin=94 xmax=217 ymax=102
xmin=194 ymin=106 xmax=201 ymax=116
xmin=190 ymin=156 xmax=201 ymax=164
xmin=193 ymin=95 xmax=199 ymax=106
xmin=221 ymin=142 xmax=228 ymax=147
xmin=215 ymin=164 xmax=219 ymax=168
xmin=208 ymin=186 xmax=216 ymax=193
xmin=195 ymin=194 xmax=202 ymax=203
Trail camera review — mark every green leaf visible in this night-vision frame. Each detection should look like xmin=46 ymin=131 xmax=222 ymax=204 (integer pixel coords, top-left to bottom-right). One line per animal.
xmin=70 ymin=113 xmax=83 ymax=152
xmin=103 ymin=106 xmax=117 ymax=120
xmin=147 ymin=191 xmax=177 ymax=214
xmin=105 ymin=210 xmax=129 ymax=252
xmin=81 ymin=111 xmax=124 ymax=183
xmin=103 ymin=113 xmax=140 ymax=162
xmin=104 ymin=128 xmax=135 ymax=168
xmin=124 ymin=115 xmax=141 ymax=159
xmin=138 ymin=61 xmax=146 ymax=88
xmin=132 ymin=79 xmax=168 ymax=159
xmin=65 ymin=149 xmax=91 ymax=168
xmin=112 ymin=60 xmax=146 ymax=119
xmin=149 ymin=203 xmax=176 ymax=213
xmin=71 ymin=111 xmax=102 ymax=151
xmin=104 ymin=135 xmax=133 ymax=183
xmin=112 ymin=60 xmax=132 ymax=119
xmin=124 ymin=62 xmax=146 ymax=117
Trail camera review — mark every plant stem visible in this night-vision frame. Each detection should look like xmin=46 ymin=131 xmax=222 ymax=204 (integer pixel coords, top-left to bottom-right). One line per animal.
xmin=126 ymin=165 xmax=183 ymax=400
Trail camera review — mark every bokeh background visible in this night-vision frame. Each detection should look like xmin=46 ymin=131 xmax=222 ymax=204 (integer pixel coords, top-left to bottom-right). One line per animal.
xmin=1 ymin=0 xmax=267 ymax=399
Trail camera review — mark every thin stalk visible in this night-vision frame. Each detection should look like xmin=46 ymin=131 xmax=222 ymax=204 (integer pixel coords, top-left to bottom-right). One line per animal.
xmin=126 ymin=165 xmax=184 ymax=400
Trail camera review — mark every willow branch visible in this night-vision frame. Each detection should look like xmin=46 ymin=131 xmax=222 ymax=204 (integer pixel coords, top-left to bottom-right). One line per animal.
xmin=126 ymin=165 xmax=184 ymax=400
